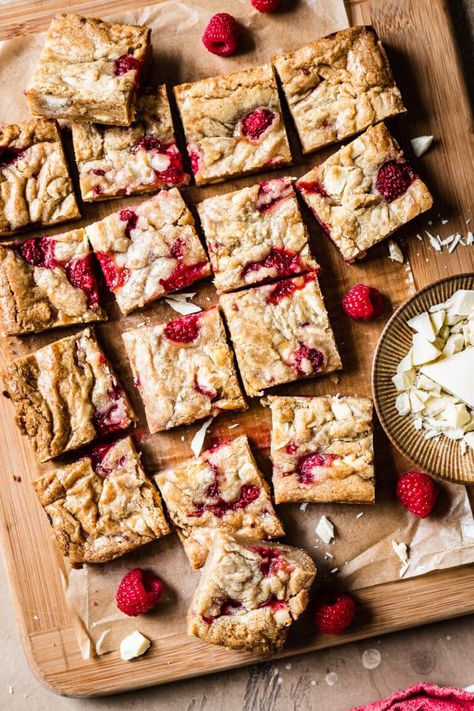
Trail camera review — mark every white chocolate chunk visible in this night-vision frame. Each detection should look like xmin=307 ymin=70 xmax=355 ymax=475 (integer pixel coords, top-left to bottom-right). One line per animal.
xmin=315 ymin=515 xmax=334 ymax=544
xmin=445 ymin=290 xmax=474 ymax=317
xmin=407 ymin=312 xmax=437 ymax=342
xmin=430 ymin=310 xmax=445 ymax=335
xmin=420 ymin=347 xmax=474 ymax=409
xmin=412 ymin=333 xmax=441 ymax=365
xmin=388 ymin=240 xmax=404 ymax=263
xmin=410 ymin=135 xmax=433 ymax=157
xmin=120 ymin=631 xmax=151 ymax=661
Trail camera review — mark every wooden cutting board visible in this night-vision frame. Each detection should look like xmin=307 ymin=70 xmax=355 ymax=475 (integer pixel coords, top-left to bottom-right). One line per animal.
xmin=0 ymin=0 xmax=473 ymax=698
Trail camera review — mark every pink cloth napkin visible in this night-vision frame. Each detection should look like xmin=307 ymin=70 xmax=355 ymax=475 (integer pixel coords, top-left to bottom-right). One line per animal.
xmin=352 ymin=683 xmax=474 ymax=710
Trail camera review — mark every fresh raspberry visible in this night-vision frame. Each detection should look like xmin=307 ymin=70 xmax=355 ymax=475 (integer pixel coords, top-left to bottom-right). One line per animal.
xmin=396 ymin=470 xmax=438 ymax=518
xmin=251 ymin=0 xmax=281 ymax=11
xmin=116 ymin=568 xmax=164 ymax=617
xmin=376 ymin=160 xmax=415 ymax=202
xmin=202 ymin=13 xmax=239 ymax=56
xmin=314 ymin=592 xmax=356 ymax=634
xmin=241 ymin=108 xmax=276 ymax=141
xmin=342 ymin=284 xmax=384 ymax=321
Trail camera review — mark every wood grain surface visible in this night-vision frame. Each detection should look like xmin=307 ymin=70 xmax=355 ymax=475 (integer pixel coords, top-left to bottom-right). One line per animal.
xmin=0 ymin=0 xmax=473 ymax=698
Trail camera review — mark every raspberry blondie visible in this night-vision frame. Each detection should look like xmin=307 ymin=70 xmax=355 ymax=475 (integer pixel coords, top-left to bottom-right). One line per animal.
xmin=32 ymin=436 xmax=170 ymax=564
xmin=155 ymin=435 xmax=283 ymax=569
xmin=174 ymin=65 xmax=291 ymax=186
xmin=26 ymin=13 xmax=151 ymax=126
xmin=85 ymin=190 xmax=210 ymax=314
xmin=122 ymin=307 xmax=246 ymax=432
xmin=268 ymin=395 xmax=375 ymax=504
xmin=0 ymin=118 xmax=79 ymax=236
xmin=296 ymin=123 xmax=433 ymax=262
xmin=2 ymin=328 xmax=135 ymax=461
xmin=0 ymin=229 xmax=106 ymax=335
xmin=220 ymin=273 xmax=341 ymax=397
xmin=197 ymin=177 xmax=319 ymax=294
xmin=273 ymin=27 xmax=405 ymax=154
xmin=187 ymin=532 xmax=316 ymax=655
xmin=71 ymin=86 xmax=189 ymax=201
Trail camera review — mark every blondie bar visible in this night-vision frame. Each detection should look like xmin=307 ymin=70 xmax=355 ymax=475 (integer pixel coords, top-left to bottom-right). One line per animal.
xmin=187 ymin=532 xmax=316 ymax=655
xmin=155 ymin=435 xmax=283 ymax=569
xmin=32 ymin=436 xmax=170 ymax=564
xmin=2 ymin=328 xmax=135 ymax=461
xmin=71 ymin=86 xmax=189 ymax=201
xmin=85 ymin=190 xmax=210 ymax=314
xmin=122 ymin=307 xmax=246 ymax=433
xmin=0 ymin=118 xmax=79 ymax=236
xmin=273 ymin=26 xmax=405 ymax=154
xmin=296 ymin=123 xmax=433 ymax=261
xmin=220 ymin=273 xmax=341 ymax=397
xmin=0 ymin=229 xmax=106 ymax=335
xmin=174 ymin=65 xmax=291 ymax=186
xmin=197 ymin=177 xmax=319 ymax=293
xmin=268 ymin=396 xmax=374 ymax=504
xmin=26 ymin=13 xmax=151 ymax=126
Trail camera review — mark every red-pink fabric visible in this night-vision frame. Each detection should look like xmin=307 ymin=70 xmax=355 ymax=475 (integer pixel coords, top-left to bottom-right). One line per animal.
xmin=352 ymin=683 xmax=474 ymax=710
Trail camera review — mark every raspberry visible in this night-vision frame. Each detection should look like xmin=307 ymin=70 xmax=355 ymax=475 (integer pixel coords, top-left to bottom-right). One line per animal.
xmin=251 ymin=0 xmax=281 ymax=11
xmin=116 ymin=568 xmax=164 ymax=617
xmin=163 ymin=311 xmax=203 ymax=344
xmin=241 ymin=247 xmax=301 ymax=279
xmin=376 ymin=160 xmax=415 ymax=202
xmin=297 ymin=452 xmax=339 ymax=484
xmin=202 ymin=13 xmax=239 ymax=56
xmin=342 ymin=284 xmax=384 ymax=321
xmin=396 ymin=470 xmax=438 ymax=518
xmin=159 ymin=260 xmax=208 ymax=293
xmin=314 ymin=592 xmax=356 ymax=634
xmin=96 ymin=252 xmax=130 ymax=291
xmin=0 ymin=146 xmax=25 ymax=168
xmin=241 ymin=108 xmax=276 ymax=141
xmin=113 ymin=54 xmax=142 ymax=77
xmin=65 ymin=254 xmax=101 ymax=306
xmin=20 ymin=236 xmax=57 ymax=269
xmin=119 ymin=208 xmax=138 ymax=238
xmin=291 ymin=344 xmax=325 ymax=376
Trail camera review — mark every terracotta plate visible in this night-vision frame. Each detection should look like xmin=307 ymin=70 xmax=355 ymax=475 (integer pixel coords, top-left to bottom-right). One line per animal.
xmin=372 ymin=273 xmax=474 ymax=485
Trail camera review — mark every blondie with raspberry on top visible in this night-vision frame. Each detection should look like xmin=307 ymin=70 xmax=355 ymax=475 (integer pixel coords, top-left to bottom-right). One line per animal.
xmin=71 ymin=86 xmax=189 ymax=202
xmin=174 ymin=65 xmax=291 ymax=186
xmin=268 ymin=395 xmax=375 ymax=504
xmin=155 ymin=435 xmax=284 ymax=569
xmin=187 ymin=532 xmax=316 ymax=654
xmin=32 ymin=436 xmax=170 ymax=564
xmin=85 ymin=190 xmax=210 ymax=314
xmin=197 ymin=177 xmax=319 ymax=294
xmin=296 ymin=123 xmax=433 ymax=262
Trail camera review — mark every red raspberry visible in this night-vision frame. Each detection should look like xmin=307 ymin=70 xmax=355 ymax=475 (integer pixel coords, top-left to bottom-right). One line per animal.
xmin=396 ymin=470 xmax=438 ymax=518
xmin=116 ymin=568 xmax=164 ymax=617
xmin=314 ymin=592 xmax=356 ymax=634
xmin=376 ymin=160 xmax=415 ymax=202
xmin=241 ymin=108 xmax=276 ymax=141
xmin=342 ymin=284 xmax=384 ymax=321
xmin=202 ymin=13 xmax=239 ymax=56
xmin=251 ymin=0 xmax=281 ymax=11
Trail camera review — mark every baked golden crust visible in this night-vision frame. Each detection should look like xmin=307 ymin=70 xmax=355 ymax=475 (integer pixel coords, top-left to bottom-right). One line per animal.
xmin=0 ymin=228 xmax=106 ymax=335
xmin=174 ymin=65 xmax=291 ymax=185
xmin=122 ymin=306 xmax=246 ymax=433
xmin=273 ymin=26 xmax=405 ymax=153
xmin=155 ymin=435 xmax=284 ymax=569
xmin=33 ymin=436 xmax=170 ymax=564
xmin=0 ymin=118 xmax=80 ymax=235
xmin=268 ymin=395 xmax=375 ymax=504
xmin=71 ymin=86 xmax=189 ymax=201
xmin=220 ymin=273 xmax=341 ymax=397
xmin=197 ymin=177 xmax=319 ymax=294
xmin=26 ymin=13 xmax=151 ymax=126
xmin=2 ymin=327 xmax=135 ymax=461
xmin=85 ymin=190 xmax=210 ymax=314
xmin=187 ymin=532 xmax=316 ymax=655
xmin=296 ymin=123 xmax=433 ymax=261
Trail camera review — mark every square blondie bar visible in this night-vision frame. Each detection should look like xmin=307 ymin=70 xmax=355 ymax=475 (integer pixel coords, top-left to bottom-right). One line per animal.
xmin=122 ymin=306 xmax=246 ymax=432
xmin=220 ymin=273 xmax=341 ymax=397
xmin=0 ymin=118 xmax=79 ymax=236
xmin=33 ymin=436 xmax=170 ymax=564
xmin=0 ymin=228 xmax=106 ymax=335
xmin=26 ymin=13 xmax=151 ymax=126
xmin=197 ymin=177 xmax=319 ymax=294
xmin=2 ymin=327 xmax=135 ymax=461
xmin=71 ymin=86 xmax=189 ymax=201
xmin=85 ymin=190 xmax=210 ymax=314
xmin=155 ymin=435 xmax=283 ymax=569
xmin=273 ymin=26 xmax=405 ymax=153
xmin=187 ymin=532 xmax=316 ymax=655
xmin=296 ymin=123 xmax=433 ymax=261
xmin=268 ymin=395 xmax=375 ymax=504
xmin=174 ymin=65 xmax=291 ymax=186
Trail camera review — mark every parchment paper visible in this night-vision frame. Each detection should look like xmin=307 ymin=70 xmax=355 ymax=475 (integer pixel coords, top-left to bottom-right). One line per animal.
xmin=2 ymin=0 xmax=474 ymax=660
